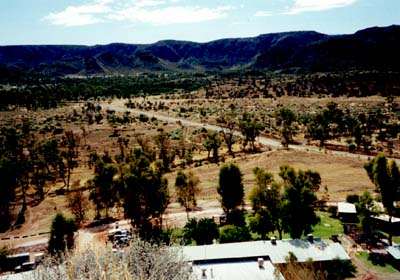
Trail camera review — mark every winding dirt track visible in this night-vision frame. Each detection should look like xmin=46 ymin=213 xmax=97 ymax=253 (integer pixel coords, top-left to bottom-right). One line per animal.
xmin=103 ymin=102 xmax=400 ymax=165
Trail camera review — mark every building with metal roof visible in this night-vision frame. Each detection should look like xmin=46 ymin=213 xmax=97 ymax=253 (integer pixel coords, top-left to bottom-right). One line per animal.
xmin=338 ymin=202 xmax=358 ymax=223
xmin=182 ymin=237 xmax=350 ymax=279
xmin=338 ymin=202 xmax=357 ymax=214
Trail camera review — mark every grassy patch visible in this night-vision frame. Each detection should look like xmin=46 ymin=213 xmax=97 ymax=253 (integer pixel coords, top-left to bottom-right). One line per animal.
xmin=312 ymin=211 xmax=343 ymax=238
xmin=392 ymin=236 xmax=400 ymax=244
xmin=357 ymin=252 xmax=399 ymax=273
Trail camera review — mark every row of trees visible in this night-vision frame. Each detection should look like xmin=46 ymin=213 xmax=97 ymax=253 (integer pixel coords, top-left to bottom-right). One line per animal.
xmin=362 ymin=154 xmax=400 ymax=245
xmin=205 ymin=101 xmax=397 ymax=160
xmin=0 ymin=75 xmax=208 ymax=111
xmin=177 ymin=162 xmax=321 ymax=246
xmin=205 ymin=71 xmax=400 ymax=99
xmin=275 ymin=101 xmax=398 ymax=152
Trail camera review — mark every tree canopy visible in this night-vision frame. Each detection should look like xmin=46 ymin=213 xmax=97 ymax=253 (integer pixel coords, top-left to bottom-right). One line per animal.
xmin=120 ymin=148 xmax=170 ymax=238
xmin=175 ymin=170 xmax=200 ymax=221
xmin=217 ymin=163 xmax=244 ymax=215
xmin=364 ymin=154 xmax=400 ymax=244
xmin=280 ymin=165 xmax=320 ymax=239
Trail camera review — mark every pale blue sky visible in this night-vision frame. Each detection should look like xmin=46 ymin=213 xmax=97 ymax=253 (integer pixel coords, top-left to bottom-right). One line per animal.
xmin=0 ymin=0 xmax=399 ymax=45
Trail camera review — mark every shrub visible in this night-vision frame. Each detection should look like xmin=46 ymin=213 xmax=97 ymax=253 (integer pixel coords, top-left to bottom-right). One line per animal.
xmin=184 ymin=218 xmax=219 ymax=245
xmin=346 ymin=194 xmax=359 ymax=204
xmin=34 ymin=236 xmax=190 ymax=280
xmin=226 ymin=209 xmax=246 ymax=227
xmin=327 ymin=206 xmax=338 ymax=217
xmin=348 ymin=143 xmax=356 ymax=152
xmin=219 ymin=225 xmax=251 ymax=243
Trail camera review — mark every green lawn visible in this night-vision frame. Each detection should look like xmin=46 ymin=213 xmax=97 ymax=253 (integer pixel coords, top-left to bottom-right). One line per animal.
xmin=246 ymin=211 xmax=343 ymax=240
xmin=392 ymin=236 xmax=400 ymax=244
xmin=357 ymin=252 xmax=399 ymax=273
xmin=311 ymin=211 xmax=343 ymax=238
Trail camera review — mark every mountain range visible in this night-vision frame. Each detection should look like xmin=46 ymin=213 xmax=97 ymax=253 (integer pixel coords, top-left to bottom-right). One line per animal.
xmin=0 ymin=25 xmax=399 ymax=77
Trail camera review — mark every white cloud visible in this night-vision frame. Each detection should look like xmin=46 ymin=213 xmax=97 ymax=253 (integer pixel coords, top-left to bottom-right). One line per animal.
xmin=95 ymin=0 xmax=114 ymax=4
xmin=44 ymin=0 xmax=229 ymax=27
xmin=285 ymin=0 xmax=357 ymax=14
xmin=44 ymin=4 xmax=111 ymax=26
xmin=255 ymin=0 xmax=357 ymax=17
xmin=135 ymin=0 xmax=166 ymax=8
xmin=254 ymin=10 xmax=274 ymax=17
xmin=110 ymin=6 xmax=227 ymax=25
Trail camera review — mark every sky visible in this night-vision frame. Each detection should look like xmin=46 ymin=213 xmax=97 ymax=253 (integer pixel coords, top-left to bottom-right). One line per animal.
xmin=0 ymin=0 xmax=399 ymax=45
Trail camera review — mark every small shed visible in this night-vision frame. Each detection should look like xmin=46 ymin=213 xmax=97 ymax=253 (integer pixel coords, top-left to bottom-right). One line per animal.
xmin=338 ymin=202 xmax=358 ymax=223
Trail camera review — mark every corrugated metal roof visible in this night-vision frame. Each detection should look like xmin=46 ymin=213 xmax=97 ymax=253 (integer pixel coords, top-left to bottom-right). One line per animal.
xmin=191 ymin=260 xmax=284 ymax=280
xmin=182 ymin=239 xmax=350 ymax=265
xmin=338 ymin=202 xmax=357 ymax=214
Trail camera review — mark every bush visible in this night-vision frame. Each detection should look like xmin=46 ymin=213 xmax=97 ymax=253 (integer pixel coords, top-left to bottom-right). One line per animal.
xmin=327 ymin=206 xmax=338 ymax=217
xmin=348 ymin=143 xmax=356 ymax=152
xmin=219 ymin=225 xmax=251 ymax=243
xmin=138 ymin=114 xmax=149 ymax=122
xmin=184 ymin=218 xmax=219 ymax=245
xmin=346 ymin=194 xmax=359 ymax=204
xmin=34 ymin=236 xmax=190 ymax=280
xmin=226 ymin=209 xmax=246 ymax=227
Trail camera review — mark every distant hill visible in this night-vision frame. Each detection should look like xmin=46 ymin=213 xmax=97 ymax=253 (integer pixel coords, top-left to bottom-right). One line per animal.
xmin=0 ymin=25 xmax=399 ymax=77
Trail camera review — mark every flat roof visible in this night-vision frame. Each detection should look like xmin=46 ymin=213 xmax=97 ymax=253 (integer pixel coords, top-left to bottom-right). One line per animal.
xmin=191 ymin=260 xmax=284 ymax=280
xmin=182 ymin=239 xmax=350 ymax=264
xmin=373 ymin=214 xmax=400 ymax=223
xmin=386 ymin=245 xmax=400 ymax=260
xmin=338 ymin=202 xmax=357 ymax=214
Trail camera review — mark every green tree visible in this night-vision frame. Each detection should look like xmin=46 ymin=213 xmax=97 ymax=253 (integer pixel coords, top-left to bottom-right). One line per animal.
xmin=48 ymin=213 xmax=77 ymax=255
xmin=0 ymin=157 xmax=17 ymax=231
xmin=184 ymin=218 xmax=219 ymax=245
xmin=175 ymin=170 xmax=200 ymax=221
xmin=248 ymin=167 xmax=284 ymax=239
xmin=239 ymin=112 xmax=262 ymax=152
xmin=216 ymin=110 xmax=237 ymax=156
xmin=88 ymin=159 xmax=118 ymax=219
xmin=364 ymin=154 xmax=400 ymax=245
xmin=61 ymin=131 xmax=80 ymax=190
xmin=275 ymin=107 xmax=298 ymax=148
xmin=120 ymin=148 xmax=170 ymax=239
xmin=203 ymin=131 xmax=221 ymax=163
xmin=67 ymin=181 xmax=89 ymax=224
xmin=29 ymin=145 xmax=53 ymax=200
xmin=217 ymin=163 xmax=244 ymax=215
xmin=280 ymin=165 xmax=320 ymax=239
xmin=355 ymin=191 xmax=379 ymax=240
xmin=219 ymin=225 xmax=251 ymax=243
xmin=154 ymin=131 xmax=174 ymax=171
xmin=306 ymin=102 xmax=345 ymax=147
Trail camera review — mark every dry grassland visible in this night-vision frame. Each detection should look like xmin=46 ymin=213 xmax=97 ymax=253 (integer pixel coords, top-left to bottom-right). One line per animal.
xmin=0 ymin=95 xmax=383 ymax=242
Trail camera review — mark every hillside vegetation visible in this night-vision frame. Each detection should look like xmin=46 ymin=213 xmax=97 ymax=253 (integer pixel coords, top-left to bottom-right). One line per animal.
xmin=0 ymin=25 xmax=399 ymax=78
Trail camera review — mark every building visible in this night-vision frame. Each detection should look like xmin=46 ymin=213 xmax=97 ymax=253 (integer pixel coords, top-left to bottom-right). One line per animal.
xmin=386 ymin=245 xmax=400 ymax=269
xmin=338 ymin=202 xmax=358 ymax=224
xmin=182 ymin=237 xmax=350 ymax=279
xmin=372 ymin=214 xmax=400 ymax=236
